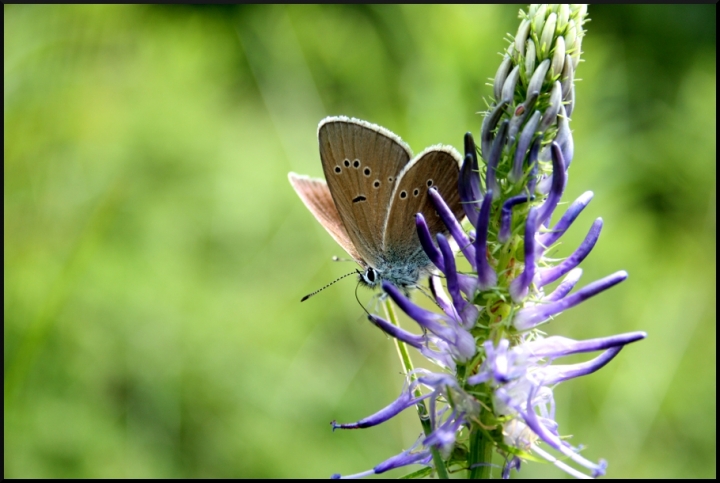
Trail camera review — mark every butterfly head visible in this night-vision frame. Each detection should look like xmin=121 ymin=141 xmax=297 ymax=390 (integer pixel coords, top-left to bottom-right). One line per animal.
xmin=358 ymin=266 xmax=381 ymax=288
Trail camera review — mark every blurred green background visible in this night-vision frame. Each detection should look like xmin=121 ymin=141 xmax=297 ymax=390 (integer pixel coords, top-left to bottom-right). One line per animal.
xmin=4 ymin=5 xmax=715 ymax=478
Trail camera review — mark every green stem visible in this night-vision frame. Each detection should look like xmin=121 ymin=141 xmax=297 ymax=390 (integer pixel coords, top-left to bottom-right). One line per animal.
xmin=383 ymin=298 xmax=449 ymax=480
xmin=468 ymin=418 xmax=494 ymax=479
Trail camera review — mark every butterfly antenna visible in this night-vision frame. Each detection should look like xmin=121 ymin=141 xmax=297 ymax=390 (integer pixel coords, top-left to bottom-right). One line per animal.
xmin=301 ymin=270 xmax=360 ymax=302
xmin=331 ymin=255 xmax=354 ymax=262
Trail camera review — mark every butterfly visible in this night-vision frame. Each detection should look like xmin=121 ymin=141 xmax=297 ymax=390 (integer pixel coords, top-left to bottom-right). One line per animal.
xmin=289 ymin=116 xmax=464 ymax=295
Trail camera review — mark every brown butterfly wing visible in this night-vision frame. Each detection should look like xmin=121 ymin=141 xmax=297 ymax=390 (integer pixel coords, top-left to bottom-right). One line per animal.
xmin=383 ymin=146 xmax=464 ymax=256
xmin=288 ymin=173 xmax=363 ymax=264
xmin=318 ymin=117 xmax=412 ymax=267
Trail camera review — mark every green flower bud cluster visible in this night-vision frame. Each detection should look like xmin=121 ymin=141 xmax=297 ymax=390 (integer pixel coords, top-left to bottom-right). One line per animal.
xmin=472 ymin=5 xmax=589 ymax=327
xmin=487 ymin=4 xmax=587 ymax=191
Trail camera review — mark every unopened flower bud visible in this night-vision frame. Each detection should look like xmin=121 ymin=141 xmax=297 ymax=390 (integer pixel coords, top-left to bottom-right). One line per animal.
xmin=494 ymin=56 xmax=513 ymax=101
xmin=515 ymin=19 xmax=531 ymax=57
xmin=532 ymin=5 xmax=548 ymax=37
xmin=566 ymin=84 xmax=575 ymax=118
xmin=481 ymin=100 xmax=508 ymax=160
xmin=527 ymin=59 xmax=550 ymax=99
xmin=525 ymin=40 xmax=536 ymax=78
xmin=540 ymin=13 xmax=557 ymax=56
xmin=561 ymin=54 xmax=574 ymax=101
xmin=539 ymin=81 xmax=562 ymax=132
xmin=557 ymin=4 xmax=570 ymax=33
xmin=566 ymin=19 xmax=577 ymax=55
xmin=508 ymin=91 xmax=539 ymax=142
xmin=551 ymin=36 xmax=565 ymax=78
xmin=502 ymin=65 xmax=521 ymax=103
xmin=570 ymin=29 xmax=583 ymax=68
xmin=571 ymin=4 xmax=588 ymax=22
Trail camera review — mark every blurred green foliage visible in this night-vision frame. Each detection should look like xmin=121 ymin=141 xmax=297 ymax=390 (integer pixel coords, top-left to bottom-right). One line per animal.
xmin=4 ymin=5 xmax=715 ymax=478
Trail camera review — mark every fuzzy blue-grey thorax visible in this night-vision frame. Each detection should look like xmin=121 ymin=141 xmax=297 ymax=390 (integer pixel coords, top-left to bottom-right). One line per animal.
xmin=358 ymin=248 xmax=434 ymax=289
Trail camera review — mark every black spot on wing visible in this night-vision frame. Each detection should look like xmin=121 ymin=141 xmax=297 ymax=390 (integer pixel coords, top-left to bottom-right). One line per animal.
xmin=352 ymin=195 xmax=367 ymax=203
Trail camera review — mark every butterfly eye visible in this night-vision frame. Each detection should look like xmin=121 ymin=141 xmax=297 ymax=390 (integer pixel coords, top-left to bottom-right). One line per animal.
xmin=365 ymin=267 xmax=377 ymax=283
xmin=363 ymin=167 xmax=371 ymax=176
xmin=344 ymin=159 xmax=351 ymax=167
xmin=373 ymin=180 xmax=381 ymax=188
xmin=352 ymin=159 xmax=360 ymax=168
xmin=427 ymin=179 xmax=433 ymax=187
xmin=400 ymin=191 xmax=407 ymax=199
xmin=334 ymin=166 xmax=342 ymax=174
xmin=413 ymin=188 xmax=419 ymax=197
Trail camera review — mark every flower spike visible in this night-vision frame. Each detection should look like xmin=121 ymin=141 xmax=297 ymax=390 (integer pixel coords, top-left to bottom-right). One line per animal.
xmin=331 ymin=6 xmax=645 ymax=479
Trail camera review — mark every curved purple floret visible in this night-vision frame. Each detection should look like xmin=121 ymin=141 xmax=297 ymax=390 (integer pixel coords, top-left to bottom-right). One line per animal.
xmin=499 ymin=194 xmax=532 ymax=243
xmin=486 ymin=120 xmax=509 ymax=198
xmin=481 ymin=101 xmax=508 ymax=160
xmin=540 ymin=347 xmax=623 ymax=385
xmin=332 ymin=381 xmax=430 ymax=430
xmin=537 ymin=191 xmax=594 ymax=252
xmin=537 ymin=218 xmax=602 ymax=287
xmin=525 ymin=137 xmax=541 ymax=195
xmin=428 ymin=188 xmax=476 ymax=265
xmin=383 ymin=282 xmax=453 ymax=341
xmin=536 ymin=143 xmax=567 ymax=227
xmin=367 ymin=314 xmax=425 ymax=349
xmin=521 ymin=331 xmax=647 ymax=360
xmin=437 ymin=234 xmax=463 ymax=309
xmin=437 ymin=234 xmax=479 ymax=329
xmin=543 ymin=268 xmax=583 ymax=302
xmin=510 ymin=110 xmax=541 ymax=183
xmin=502 ymin=456 xmax=522 ymax=479
xmin=474 ymin=192 xmax=498 ymax=290
xmin=430 ymin=275 xmax=458 ymax=319
xmin=416 ymin=213 xmax=445 ymax=272
xmin=509 ymin=208 xmax=539 ymax=302
xmin=555 ymin=105 xmax=574 ymax=168
xmin=373 ymin=449 xmax=431 ymax=475
xmin=460 ymin=153 xmax=483 ymax=221
xmin=460 ymin=132 xmax=483 ymax=222
xmin=514 ymin=271 xmax=628 ymax=330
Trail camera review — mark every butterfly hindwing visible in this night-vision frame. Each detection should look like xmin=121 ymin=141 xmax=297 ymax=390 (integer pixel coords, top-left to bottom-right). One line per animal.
xmin=383 ymin=146 xmax=464 ymax=257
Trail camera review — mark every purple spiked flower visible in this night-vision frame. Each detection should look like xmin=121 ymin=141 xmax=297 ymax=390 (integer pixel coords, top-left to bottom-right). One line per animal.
xmin=329 ymin=5 xmax=646 ymax=479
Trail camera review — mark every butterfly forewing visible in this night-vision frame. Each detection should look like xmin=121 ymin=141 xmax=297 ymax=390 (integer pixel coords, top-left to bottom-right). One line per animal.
xmin=288 ymin=173 xmax=363 ymax=264
xmin=383 ymin=147 xmax=463 ymax=255
xmin=318 ymin=117 xmax=412 ymax=267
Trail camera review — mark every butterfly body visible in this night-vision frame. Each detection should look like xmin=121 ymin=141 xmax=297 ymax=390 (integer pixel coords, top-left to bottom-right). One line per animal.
xmin=357 ymin=248 xmax=433 ymax=289
xmin=289 ymin=116 xmax=464 ymax=292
